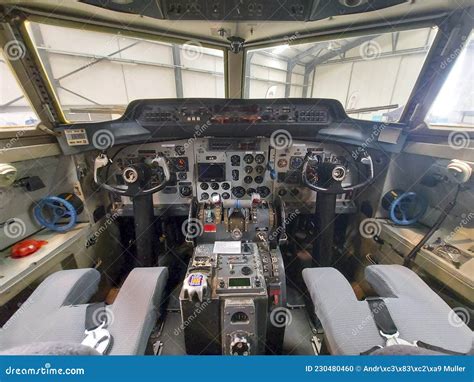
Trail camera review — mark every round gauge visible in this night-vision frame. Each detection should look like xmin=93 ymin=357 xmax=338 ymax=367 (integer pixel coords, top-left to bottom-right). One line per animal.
xmin=247 ymin=187 xmax=256 ymax=196
xmin=256 ymin=186 xmax=271 ymax=198
xmin=255 ymin=165 xmax=265 ymax=174
xmin=177 ymin=172 xmax=187 ymax=180
xmin=179 ymin=186 xmax=192 ymax=197
xmin=277 ymin=159 xmax=288 ymax=168
xmin=243 ymin=154 xmax=254 ymax=164
xmin=289 ymin=156 xmax=304 ymax=170
xmin=244 ymin=165 xmax=253 ymax=174
xmin=230 ymin=155 xmax=241 ymax=166
xmin=211 ymin=192 xmax=219 ymax=198
xmin=221 ymin=182 xmax=230 ymax=190
xmin=210 ymin=182 xmax=219 ymax=190
xmin=201 ymin=192 xmax=209 ymax=200
xmin=200 ymin=183 xmax=209 ymax=190
xmin=254 ymin=176 xmax=264 ymax=184
xmin=244 ymin=176 xmax=253 ymax=184
xmin=175 ymin=145 xmax=185 ymax=155
xmin=232 ymin=186 xmax=246 ymax=199
xmin=222 ymin=192 xmax=230 ymax=200
xmin=174 ymin=158 xmax=187 ymax=171
xmin=255 ymin=154 xmax=265 ymax=164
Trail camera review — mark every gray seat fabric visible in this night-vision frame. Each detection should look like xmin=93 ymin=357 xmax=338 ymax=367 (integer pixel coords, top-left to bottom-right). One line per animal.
xmin=303 ymin=265 xmax=473 ymax=355
xmin=0 ymin=342 xmax=100 ymax=355
xmin=0 ymin=267 xmax=168 ymax=355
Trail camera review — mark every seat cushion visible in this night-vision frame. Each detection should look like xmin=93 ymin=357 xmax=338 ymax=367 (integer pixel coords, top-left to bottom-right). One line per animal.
xmin=302 ymin=267 xmax=384 ymax=355
xmin=0 ymin=267 xmax=169 ymax=355
xmin=366 ymin=265 xmax=473 ymax=354
xmin=303 ymin=266 xmax=473 ymax=355
xmin=108 ymin=267 xmax=169 ymax=355
xmin=0 ymin=269 xmax=100 ymax=351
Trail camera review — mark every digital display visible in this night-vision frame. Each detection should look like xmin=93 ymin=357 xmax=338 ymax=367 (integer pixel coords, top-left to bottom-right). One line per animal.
xmin=229 ymin=278 xmax=251 ymax=287
xmin=198 ymin=163 xmax=225 ymax=182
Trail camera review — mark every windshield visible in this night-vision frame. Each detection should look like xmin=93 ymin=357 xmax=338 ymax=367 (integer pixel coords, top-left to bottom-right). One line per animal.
xmin=26 ymin=22 xmax=225 ymax=123
xmin=244 ymin=27 xmax=437 ymax=122
xmin=0 ymin=47 xmax=39 ymax=129
xmin=426 ymin=29 xmax=474 ymax=129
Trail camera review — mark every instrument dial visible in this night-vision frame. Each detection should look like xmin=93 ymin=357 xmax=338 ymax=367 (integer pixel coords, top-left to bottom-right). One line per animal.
xmin=200 ymin=183 xmax=209 ymax=190
xmin=289 ymin=156 xmax=304 ymax=170
xmin=243 ymin=154 xmax=254 ymax=164
xmin=257 ymin=186 xmax=270 ymax=198
xmin=244 ymin=165 xmax=253 ymax=174
xmin=255 ymin=165 xmax=265 ymax=174
xmin=244 ymin=176 xmax=253 ymax=184
xmin=232 ymin=186 xmax=246 ymax=199
xmin=255 ymin=154 xmax=265 ymax=164
xmin=277 ymin=159 xmax=288 ymax=168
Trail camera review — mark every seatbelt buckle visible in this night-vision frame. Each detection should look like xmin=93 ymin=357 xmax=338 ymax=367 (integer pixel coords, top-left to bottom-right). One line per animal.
xmin=379 ymin=331 xmax=416 ymax=347
xmin=81 ymin=321 xmax=112 ymax=355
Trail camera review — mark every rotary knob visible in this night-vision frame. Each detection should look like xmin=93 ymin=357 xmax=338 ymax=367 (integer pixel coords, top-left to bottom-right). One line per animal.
xmin=230 ymin=333 xmax=251 ymax=356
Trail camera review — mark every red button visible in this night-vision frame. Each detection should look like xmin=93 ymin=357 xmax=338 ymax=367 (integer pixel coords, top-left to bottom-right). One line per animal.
xmin=204 ymin=224 xmax=217 ymax=233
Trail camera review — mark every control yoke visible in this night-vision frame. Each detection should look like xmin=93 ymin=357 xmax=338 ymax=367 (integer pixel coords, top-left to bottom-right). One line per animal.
xmin=301 ymin=150 xmax=374 ymax=194
xmin=93 ymin=153 xmax=171 ymax=267
xmin=300 ymin=149 xmax=374 ymax=267
xmin=94 ymin=153 xmax=171 ymax=197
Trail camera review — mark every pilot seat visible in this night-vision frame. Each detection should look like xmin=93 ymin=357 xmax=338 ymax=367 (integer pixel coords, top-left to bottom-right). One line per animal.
xmin=0 ymin=267 xmax=168 ymax=355
xmin=303 ymin=264 xmax=473 ymax=355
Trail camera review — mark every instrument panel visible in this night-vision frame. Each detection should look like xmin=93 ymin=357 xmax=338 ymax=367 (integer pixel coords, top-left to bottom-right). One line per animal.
xmin=108 ymin=137 xmax=356 ymax=213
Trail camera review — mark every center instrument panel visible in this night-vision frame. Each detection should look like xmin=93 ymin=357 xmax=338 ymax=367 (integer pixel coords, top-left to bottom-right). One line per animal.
xmin=109 ymin=137 xmax=356 ymax=214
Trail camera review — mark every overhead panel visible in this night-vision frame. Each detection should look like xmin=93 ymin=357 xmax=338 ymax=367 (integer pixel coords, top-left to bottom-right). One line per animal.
xmin=79 ymin=0 xmax=408 ymax=21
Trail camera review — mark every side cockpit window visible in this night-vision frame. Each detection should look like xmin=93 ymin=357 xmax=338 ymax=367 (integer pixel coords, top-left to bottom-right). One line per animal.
xmin=0 ymin=45 xmax=39 ymax=130
xmin=425 ymin=30 xmax=474 ymax=129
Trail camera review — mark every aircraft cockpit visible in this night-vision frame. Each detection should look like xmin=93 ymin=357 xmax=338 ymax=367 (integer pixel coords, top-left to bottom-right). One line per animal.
xmin=0 ymin=0 xmax=472 ymax=366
